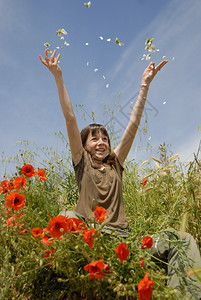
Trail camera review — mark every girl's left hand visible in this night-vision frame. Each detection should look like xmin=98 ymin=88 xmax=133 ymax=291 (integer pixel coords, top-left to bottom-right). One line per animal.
xmin=142 ymin=60 xmax=168 ymax=87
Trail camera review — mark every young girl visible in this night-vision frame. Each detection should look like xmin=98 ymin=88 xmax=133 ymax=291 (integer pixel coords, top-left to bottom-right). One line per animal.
xmin=39 ymin=50 xmax=201 ymax=297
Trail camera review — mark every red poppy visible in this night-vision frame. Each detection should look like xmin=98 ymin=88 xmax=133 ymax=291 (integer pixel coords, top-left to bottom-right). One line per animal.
xmin=18 ymin=224 xmax=26 ymax=236
xmin=48 ymin=215 xmax=69 ymax=238
xmin=22 ymin=164 xmax=36 ymax=178
xmin=68 ymin=218 xmax=87 ymax=234
xmin=84 ymin=259 xmax=109 ymax=279
xmin=141 ymin=236 xmax=153 ymax=250
xmin=0 ymin=180 xmax=12 ymax=194
xmin=37 ymin=168 xmax=47 ymax=182
xmin=5 ymin=192 xmax=26 ymax=211
xmin=94 ymin=206 xmax=107 ymax=224
xmin=12 ymin=176 xmax=26 ymax=190
xmin=141 ymin=178 xmax=147 ymax=186
xmin=4 ymin=216 xmax=17 ymax=227
xmin=138 ymin=271 xmax=155 ymax=300
xmin=116 ymin=242 xmax=129 ymax=263
xmin=44 ymin=248 xmax=57 ymax=258
xmin=83 ymin=228 xmax=96 ymax=249
xmin=139 ymin=259 xmax=145 ymax=268
xmin=32 ymin=227 xmax=43 ymax=238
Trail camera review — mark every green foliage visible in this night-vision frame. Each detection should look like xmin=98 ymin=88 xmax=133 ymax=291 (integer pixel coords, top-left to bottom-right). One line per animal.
xmin=0 ymin=139 xmax=200 ymax=299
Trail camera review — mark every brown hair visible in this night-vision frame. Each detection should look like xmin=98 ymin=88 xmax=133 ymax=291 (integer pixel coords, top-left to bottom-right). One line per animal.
xmin=80 ymin=124 xmax=115 ymax=165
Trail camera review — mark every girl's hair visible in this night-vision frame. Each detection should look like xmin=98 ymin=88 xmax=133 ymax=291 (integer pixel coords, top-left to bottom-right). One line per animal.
xmin=80 ymin=123 xmax=111 ymax=152
xmin=80 ymin=124 xmax=115 ymax=165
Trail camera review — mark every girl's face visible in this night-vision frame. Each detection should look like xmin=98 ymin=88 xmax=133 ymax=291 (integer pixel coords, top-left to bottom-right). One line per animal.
xmin=84 ymin=130 xmax=109 ymax=161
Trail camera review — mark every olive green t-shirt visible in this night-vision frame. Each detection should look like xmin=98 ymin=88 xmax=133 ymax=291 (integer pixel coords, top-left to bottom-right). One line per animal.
xmin=73 ymin=149 xmax=128 ymax=229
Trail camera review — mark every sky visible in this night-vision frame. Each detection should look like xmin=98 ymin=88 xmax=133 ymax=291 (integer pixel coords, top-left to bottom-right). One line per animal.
xmin=0 ymin=0 xmax=201 ymax=175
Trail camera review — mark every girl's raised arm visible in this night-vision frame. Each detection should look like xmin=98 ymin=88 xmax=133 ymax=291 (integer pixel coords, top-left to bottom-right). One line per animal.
xmin=114 ymin=60 xmax=168 ymax=165
xmin=39 ymin=50 xmax=83 ymax=165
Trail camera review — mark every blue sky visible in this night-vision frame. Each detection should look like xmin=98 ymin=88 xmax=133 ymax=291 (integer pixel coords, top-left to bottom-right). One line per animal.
xmin=0 ymin=0 xmax=201 ymax=174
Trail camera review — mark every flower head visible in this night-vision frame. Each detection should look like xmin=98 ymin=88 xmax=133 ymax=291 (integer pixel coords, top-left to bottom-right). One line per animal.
xmin=84 ymin=259 xmax=109 ymax=279
xmin=37 ymin=169 xmax=46 ymax=182
xmin=5 ymin=192 xmax=26 ymax=211
xmin=68 ymin=218 xmax=87 ymax=234
xmin=4 ymin=216 xmax=17 ymax=227
xmin=22 ymin=164 xmax=36 ymax=178
xmin=44 ymin=248 xmax=57 ymax=258
xmin=141 ymin=236 xmax=153 ymax=250
xmin=94 ymin=206 xmax=107 ymax=224
xmin=13 ymin=176 xmax=26 ymax=190
xmin=83 ymin=228 xmax=96 ymax=249
xmin=138 ymin=271 xmax=155 ymax=300
xmin=32 ymin=227 xmax=43 ymax=238
xmin=141 ymin=178 xmax=147 ymax=186
xmin=116 ymin=243 xmax=129 ymax=263
xmin=0 ymin=180 xmax=12 ymax=194
xmin=48 ymin=215 xmax=69 ymax=238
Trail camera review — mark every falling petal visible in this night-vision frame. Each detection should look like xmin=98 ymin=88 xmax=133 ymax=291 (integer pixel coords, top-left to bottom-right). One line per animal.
xmin=172 ymin=57 xmax=175 ymax=61
xmin=84 ymin=1 xmax=91 ymax=8
xmin=60 ymin=36 xmax=64 ymax=40
xmin=146 ymin=54 xmax=151 ymax=60
xmin=94 ymin=68 xmax=98 ymax=72
xmin=61 ymin=29 xmax=68 ymax=35
xmin=56 ymin=46 xmax=60 ymax=49
xmin=163 ymin=101 xmax=166 ymax=105
xmin=156 ymin=49 xmax=160 ymax=52
xmin=56 ymin=28 xmax=68 ymax=36
xmin=64 ymin=41 xmax=70 ymax=46
xmin=85 ymin=42 xmax=89 ymax=46
xmin=141 ymin=54 xmax=146 ymax=61
xmin=148 ymin=136 xmax=152 ymax=140
xmin=102 ymin=75 xmax=106 ymax=80
xmin=86 ymin=62 xmax=89 ymax=66
xmin=106 ymin=38 xmax=111 ymax=42
xmin=99 ymin=36 xmax=104 ymax=40
xmin=46 ymin=48 xmax=52 ymax=53
xmin=115 ymin=37 xmax=124 ymax=46
xmin=106 ymin=84 xmax=109 ymax=88
xmin=163 ymin=56 xmax=166 ymax=59
xmin=44 ymin=42 xmax=51 ymax=47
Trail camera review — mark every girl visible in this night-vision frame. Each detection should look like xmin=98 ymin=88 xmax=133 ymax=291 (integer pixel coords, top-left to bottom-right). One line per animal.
xmin=39 ymin=50 xmax=201 ymax=298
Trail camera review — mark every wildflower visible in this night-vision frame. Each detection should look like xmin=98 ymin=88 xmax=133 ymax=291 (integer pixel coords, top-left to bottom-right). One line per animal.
xmin=116 ymin=243 xmax=129 ymax=263
xmin=4 ymin=216 xmax=17 ymax=227
xmin=13 ymin=176 xmax=26 ymax=190
xmin=141 ymin=178 xmax=147 ymax=186
xmin=138 ymin=271 xmax=155 ymax=300
xmin=84 ymin=259 xmax=109 ymax=279
xmin=141 ymin=236 xmax=153 ymax=250
xmin=0 ymin=180 xmax=12 ymax=194
xmin=139 ymin=259 xmax=145 ymax=268
xmin=5 ymin=192 xmax=26 ymax=211
xmin=68 ymin=218 xmax=87 ymax=234
xmin=83 ymin=228 xmax=96 ymax=249
xmin=22 ymin=164 xmax=36 ymax=178
xmin=48 ymin=215 xmax=69 ymax=238
xmin=44 ymin=248 xmax=57 ymax=258
xmin=32 ymin=227 xmax=43 ymax=238
xmin=37 ymin=169 xmax=46 ymax=182
xmin=94 ymin=206 xmax=107 ymax=224
xmin=18 ymin=224 xmax=26 ymax=236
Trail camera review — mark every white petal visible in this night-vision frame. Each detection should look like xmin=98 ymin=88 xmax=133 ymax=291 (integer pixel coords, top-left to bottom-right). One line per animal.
xmin=99 ymin=36 xmax=103 ymax=40
xmin=163 ymin=56 xmax=166 ymax=59
xmin=106 ymin=38 xmax=111 ymax=42
xmin=106 ymin=84 xmax=109 ymax=88
xmin=64 ymin=41 xmax=70 ymax=46
xmin=148 ymin=136 xmax=152 ymax=140
xmin=86 ymin=62 xmax=89 ymax=66
xmin=163 ymin=101 xmax=166 ymax=105
xmin=56 ymin=46 xmax=60 ymax=49
xmin=102 ymin=75 xmax=106 ymax=80
xmin=94 ymin=68 xmax=98 ymax=72
xmin=85 ymin=42 xmax=89 ymax=46
xmin=172 ymin=57 xmax=175 ymax=61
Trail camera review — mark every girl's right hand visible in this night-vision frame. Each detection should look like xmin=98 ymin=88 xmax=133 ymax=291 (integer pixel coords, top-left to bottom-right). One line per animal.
xmin=39 ymin=49 xmax=62 ymax=78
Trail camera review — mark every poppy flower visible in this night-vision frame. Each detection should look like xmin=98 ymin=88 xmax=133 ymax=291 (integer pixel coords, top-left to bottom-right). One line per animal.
xmin=4 ymin=216 xmax=17 ymax=227
xmin=138 ymin=271 xmax=155 ymax=300
xmin=141 ymin=178 xmax=147 ymax=186
xmin=32 ymin=227 xmax=43 ymax=238
xmin=37 ymin=169 xmax=46 ymax=182
xmin=141 ymin=236 xmax=153 ymax=250
xmin=0 ymin=180 xmax=12 ymax=194
xmin=84 ymin=259 xmax=109 ymax=279
xmin=48 ymin=215 xmax=69 ymax=238
xmin=68 ymin=218 xmax=87 ymax=234
xmin=13 ymin=176 xmax=26 ymax=190
xmin=44 ymin=248 xmax=57 ymax=258
xmin=5 ymin=192 xmax=26 ymax=211
xmin=116 ymin=242 xmax=130 ymax=263
xmin=83 ymin=228 xmax=96 ymax=249
xmin=94 ymin=206 xmax=107 ymax=224
xmin=22 ymin=164 xmax=36 ymax=178
xmin=18 ymin=224 xmax=26 ymax=236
